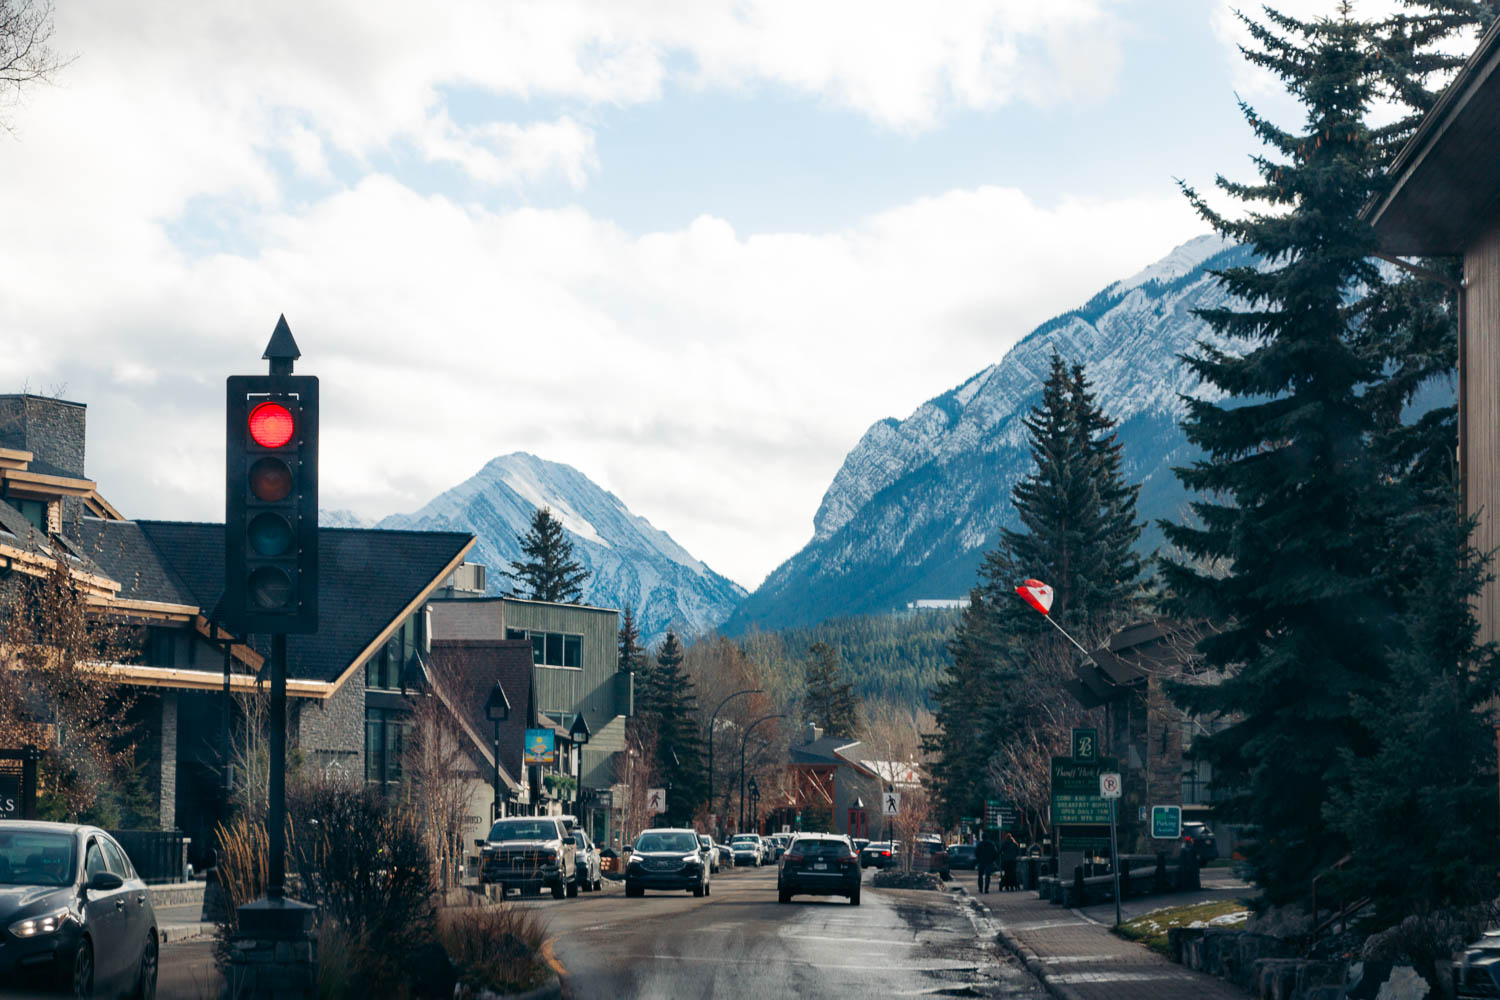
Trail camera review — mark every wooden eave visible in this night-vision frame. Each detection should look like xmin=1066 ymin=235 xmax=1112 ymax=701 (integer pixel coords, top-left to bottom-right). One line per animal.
xmin=1367 ymin=18 xmax=1500 ymax=254
xmin=102 ymin=662 xmax=330 ymax=698
xmin=0 ymin=447 xmax=34 ymax=470
xmin=321 ymin=536 xmax=476 ymax=695
xmin=85 ymin=595 xmax=198 ymax=623
xmin=0 ymin=540 xmax=120 ymax=598
xmin=0 ymin=468 xmax=99 ymax=499
xmin=192 ymin=616 xmax=264 ymax=671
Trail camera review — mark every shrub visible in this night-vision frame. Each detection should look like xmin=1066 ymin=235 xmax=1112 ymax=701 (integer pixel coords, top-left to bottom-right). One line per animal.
xmin=438 ymin=906 xmax=550 ymax=995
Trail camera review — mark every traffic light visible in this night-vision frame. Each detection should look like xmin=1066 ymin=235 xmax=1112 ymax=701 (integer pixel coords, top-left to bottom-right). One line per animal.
xmin=225 ymin=373 xmax=318 ymax=633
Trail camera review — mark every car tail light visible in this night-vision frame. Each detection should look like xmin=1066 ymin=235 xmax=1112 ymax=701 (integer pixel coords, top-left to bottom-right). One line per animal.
xmin=881 ymin=850 xmax=891 ymax=857
xmin=784 ymin=852 xmax=804 ymax=863
xmin=1183 ymin=836 xmax=1195 ymax=845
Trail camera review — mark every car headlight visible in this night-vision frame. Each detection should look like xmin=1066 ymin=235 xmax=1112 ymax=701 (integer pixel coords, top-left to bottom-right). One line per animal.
xmin=683 ymin=854 xmax=701 ymax=867
xmin=10 ymin=908 xmax=72 ymax=938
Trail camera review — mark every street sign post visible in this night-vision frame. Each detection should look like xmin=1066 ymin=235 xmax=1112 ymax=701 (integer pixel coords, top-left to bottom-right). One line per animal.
xmin=647 ymin=788 xmax=667 ymax=814
xmin=1096 ymin=771 xmax=1123 ymax=927
xmin=1099 ymin=772 xmax=1122 ymax=799
xmin=882 ymin=791 xmax=902 ymax=816
xmin=1151 ymin=805 xmax=1182 ymax=839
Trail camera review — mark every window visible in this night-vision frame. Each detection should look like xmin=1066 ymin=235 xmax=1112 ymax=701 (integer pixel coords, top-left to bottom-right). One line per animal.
xmin=365 ymin=708 xmax=408 ymax=787
xmin=85 ymin=841 xmax=107 ymax=880
xmin=5 ymin=497 xmax=45 ymax=533
xmin=366 ymin=613 xmax=425 ymax=690
xmin=509 ymin=629 xmax=585 ymax=668
xmin=100 ymin=838 xmax=133 ymax=879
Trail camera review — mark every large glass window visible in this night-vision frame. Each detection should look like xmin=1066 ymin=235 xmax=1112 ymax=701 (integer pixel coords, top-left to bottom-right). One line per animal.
xmin=509 ymin=629 xmax=585 ymax=668
xmin=5 ymin=498 xmax=45 ymax=533
xmin=366 ymin=613 xmax=424 ymax=690
xmin=365 ymin=708 xmax=408 ymax=787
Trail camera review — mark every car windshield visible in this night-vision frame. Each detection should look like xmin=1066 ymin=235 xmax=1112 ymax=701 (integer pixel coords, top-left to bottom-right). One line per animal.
xmin=0 ymin=830 xmax=76 ymax=886
xmin=791 ymin=839 xmax=850 ymax=858
xmin=865 ymin=842 xmax=892 ymax=851
xmin=731 ymin=835 xmax=757 ymax=843
xmin=487 ymin=820 xmax=558 ymax=842
xmin=636 ymin=832 xmax=699 ymax=853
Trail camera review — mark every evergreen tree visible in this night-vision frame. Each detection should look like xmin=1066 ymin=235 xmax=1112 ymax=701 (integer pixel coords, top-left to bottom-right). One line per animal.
xmin=643 ymin=631 xmax=707 ymax=825
xmin=618 ymin=606 xmax=648 ymax=679
xmin=1161 ymin=6 xmax=1394 ymax=906
xmin=802 ymin=642 xmax=860 ymax=737
xmin=506 ymin=507 xmax=590 ymax=604
xmin=927 ymin=354 xmax=1143 ymax=828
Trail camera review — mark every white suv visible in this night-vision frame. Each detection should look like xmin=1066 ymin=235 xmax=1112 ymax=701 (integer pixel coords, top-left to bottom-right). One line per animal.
xmin=730 ymin=833 xmax=767 ymax=866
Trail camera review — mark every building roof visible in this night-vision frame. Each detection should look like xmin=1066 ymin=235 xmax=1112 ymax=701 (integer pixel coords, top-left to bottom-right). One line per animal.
xmin=74 ymin=518 xmax=198 ymax=607
xmin=1069 ymin=618 xmax=1205 ymax=708
xmin=1367 ymin=18 xmax=1500 ymax=254
xmin=789 ymin=734 xmax=862 ymax=767
xmin=136 ymin=521 xmax=474 ymax=685
xmin=430 ymin=638 xmax=539 ymax=790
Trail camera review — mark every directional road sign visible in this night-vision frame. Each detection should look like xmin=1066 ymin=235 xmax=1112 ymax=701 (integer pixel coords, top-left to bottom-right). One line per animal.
xmin=647 ymin=788 xmax=666 ymax=814
xmin=1099 ymin=772 xmax=1122 ymax=799
xmin=882 ymin=791 xmax=902 ymax=816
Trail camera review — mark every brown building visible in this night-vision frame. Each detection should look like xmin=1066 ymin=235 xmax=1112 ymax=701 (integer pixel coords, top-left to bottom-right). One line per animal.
xmin=1366 ymin=18 xmax=1500 ymax=645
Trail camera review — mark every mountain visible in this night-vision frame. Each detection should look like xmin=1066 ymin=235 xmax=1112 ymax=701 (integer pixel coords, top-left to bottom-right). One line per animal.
xmin=377 ymin=453 xmax=746 ymax=642
xmin=724 ymin=234 xmax=1248 ymax=634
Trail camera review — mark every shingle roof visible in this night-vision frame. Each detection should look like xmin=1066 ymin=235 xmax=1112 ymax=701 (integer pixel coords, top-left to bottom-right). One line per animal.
xmin=73 ymin=518 xmax=198 ymax=607
xmin=0 ymin=502 xmax=112 ymax=583
xmin=430 ymin=639 xmax=539 ymax=785
xmin=137 ymin=521 xmax=474 ymax=684
xmin=790 ymin=735 xmax=862 ymax=767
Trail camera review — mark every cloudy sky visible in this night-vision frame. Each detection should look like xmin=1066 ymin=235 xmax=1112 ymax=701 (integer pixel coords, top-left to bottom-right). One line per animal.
xmin=0 ymin=0 xmax=1388 ymax=589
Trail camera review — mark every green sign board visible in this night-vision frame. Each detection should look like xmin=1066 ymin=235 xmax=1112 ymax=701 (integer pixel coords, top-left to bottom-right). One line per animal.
xmin=1151 ymin=805 xmax=1182 ymax=840
xmin=1050 ymin=756 xmax=1117 ymax=825
xmin=985 ymin=799 xmax=1019 ymax=831
xmin=1071 ymin=727 xmax=1099 ymax=763
xmin=1059 ymin=832 xmax=1112 ymax=853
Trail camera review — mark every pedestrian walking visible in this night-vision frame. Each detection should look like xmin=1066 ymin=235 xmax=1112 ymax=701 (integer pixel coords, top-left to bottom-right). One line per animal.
xmin=1000 ymin=832 xmax=1019 ymax=891
xmin=975 ymin=836 xmax=998 ymax=893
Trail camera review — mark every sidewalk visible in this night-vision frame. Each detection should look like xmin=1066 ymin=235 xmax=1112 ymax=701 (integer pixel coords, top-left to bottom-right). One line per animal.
xmin=965 ymin=876 xmax=1248 ymax=1000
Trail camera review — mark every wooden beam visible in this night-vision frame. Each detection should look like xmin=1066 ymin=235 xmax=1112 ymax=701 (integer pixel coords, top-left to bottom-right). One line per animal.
xmin=103 ymin=662 xmax=331 ymax=698
xmin=192 ymin=616 xmax=265 ymax=671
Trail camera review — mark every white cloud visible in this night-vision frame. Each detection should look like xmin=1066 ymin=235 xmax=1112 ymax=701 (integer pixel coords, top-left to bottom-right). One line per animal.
xmin=0 ymin=169 xmax=1201 ymax=587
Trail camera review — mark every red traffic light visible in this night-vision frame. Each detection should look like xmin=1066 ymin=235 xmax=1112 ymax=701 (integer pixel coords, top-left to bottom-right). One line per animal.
xmin=248 ymin=401 xmax=295 ymax=448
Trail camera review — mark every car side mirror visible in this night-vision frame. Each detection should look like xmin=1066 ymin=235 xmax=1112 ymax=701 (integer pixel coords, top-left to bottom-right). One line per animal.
xmin=87 ymin=871 xmax=124 ymax=892
xmin=563 ymin=836 xmax=576 ymax=847
xmin=474 ymin=839 xmax=487 ymax=849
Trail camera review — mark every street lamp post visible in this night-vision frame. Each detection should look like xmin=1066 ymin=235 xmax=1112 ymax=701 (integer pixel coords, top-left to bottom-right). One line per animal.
xmin=747 ymin=776 xmax=760 ymax=833
xmin=708 ymin=688 xmax=761 ymax=838
xmin=569 ymin=713 xmax=591 ymax=816
xmin=485 ymin=682 xmax=511 ymax=822
xmin=739 ymin=713 xmax=786 ymax=832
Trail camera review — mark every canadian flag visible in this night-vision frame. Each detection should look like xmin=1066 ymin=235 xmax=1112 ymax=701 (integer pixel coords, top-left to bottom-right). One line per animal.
xmin=1016 ymin=579 xmax=1054 ymax=616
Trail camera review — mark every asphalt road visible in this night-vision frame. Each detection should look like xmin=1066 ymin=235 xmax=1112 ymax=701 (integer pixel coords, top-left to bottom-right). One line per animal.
xmin=144 ymin=865 xmax=1045 ymax=999
xmin=547 ymin=865 xmax=1045 ymax=999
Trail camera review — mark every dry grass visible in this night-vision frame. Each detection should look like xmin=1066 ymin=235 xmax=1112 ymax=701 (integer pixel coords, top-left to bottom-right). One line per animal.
xmin=438 ymin=905 xmax=551 ymax=995
xmin=1115 ymin=899 xmax=1251 ymax=954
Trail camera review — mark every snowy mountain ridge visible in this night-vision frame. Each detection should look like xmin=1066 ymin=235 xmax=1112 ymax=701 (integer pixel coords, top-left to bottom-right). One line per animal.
xmin=377 ymin=453 xmax=745 ymax=642
xmin=726 ymin=233 xmax=1249 ymax=633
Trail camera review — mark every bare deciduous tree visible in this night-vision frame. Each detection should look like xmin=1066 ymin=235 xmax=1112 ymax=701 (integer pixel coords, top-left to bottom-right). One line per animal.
xmin=403 ymin=655 xmax=483 ymax=891
xmin=0 ymin=0 xmax=67 ymax=132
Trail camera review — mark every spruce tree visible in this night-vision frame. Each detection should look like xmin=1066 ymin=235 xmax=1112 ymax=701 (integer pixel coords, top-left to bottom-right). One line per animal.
xmin=1161 ymin=6 xmax=1393 ymax=906
xmin=802 ymin=641 xmax=860 ymax=737
xmin=645 ymin=631 xmax=707 ymax=825
xmin=506 ymin=507 xmax=590 ymax=604
xmin=927 ymin=354 xmax=1142 ymax=828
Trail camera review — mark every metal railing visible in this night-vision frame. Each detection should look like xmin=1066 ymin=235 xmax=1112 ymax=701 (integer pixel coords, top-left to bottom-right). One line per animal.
xmin=109 ymin=829 xmax=190 ymax=884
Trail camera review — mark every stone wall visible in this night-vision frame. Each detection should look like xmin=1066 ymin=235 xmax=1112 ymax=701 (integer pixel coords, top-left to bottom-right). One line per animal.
xmin=293 ymin=676 xmax=364 ymax=782
xmin=158 ymin=692 xmax=178 ymax=829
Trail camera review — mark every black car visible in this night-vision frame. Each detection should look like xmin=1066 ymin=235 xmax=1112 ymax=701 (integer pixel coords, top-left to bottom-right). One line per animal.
xmin=778 ymin=834 xmax=860 ymax=905
xmin=477 ymin=816 xmax=578 ymax=899
xmin=625 ymin=829 xmax=711 ymax=898
xmin=0 ymin=820 xmax=159 ymax=999
xmin=1182 ymin=822 xmax=1219 ymax=863
xmin=947 ymin=843 xmax=977 ymax=870
xmin=859 ymin=841 xmax=897 ymax=869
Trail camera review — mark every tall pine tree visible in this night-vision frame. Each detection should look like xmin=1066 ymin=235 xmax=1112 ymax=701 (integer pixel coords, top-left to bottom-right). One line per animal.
xmin=641 ymin=631 xmax=707 ymax=826
xmin=507 ymin=507 xmax=590 ymax=604
xmin=1161 ymin=6 xmax=1394 ymax=906
xmin=802 ymin=642 xmax=860 ymax=737
xmin=927 ymin=354 xmax=1143 ymax=827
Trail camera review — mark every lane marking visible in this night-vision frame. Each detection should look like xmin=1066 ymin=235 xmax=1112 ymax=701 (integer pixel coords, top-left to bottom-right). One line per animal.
xmin=540 ymin=937 xmax=568 ymax=977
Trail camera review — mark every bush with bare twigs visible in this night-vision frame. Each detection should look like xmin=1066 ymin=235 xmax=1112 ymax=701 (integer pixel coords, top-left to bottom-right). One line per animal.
xmin=438 ymin=906 xmax=551 ymax=995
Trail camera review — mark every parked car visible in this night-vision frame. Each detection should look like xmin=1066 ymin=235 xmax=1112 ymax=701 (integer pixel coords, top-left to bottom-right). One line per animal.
xmin=1182 ymin=822 xmax=1219 ymax=863
xmin=698 ymin=835 xmax=721 ymax=874
xmin=572 ymin=827 xmax=603 ymax=892
xmin=625 ymin=828 xmax=712 ymax=898
xmin=852 ymin=838 xmax=870 ymax=855
xmin=477 ymin=816 xmax=578 ymax=899
xmin=947 ymin=843 xmax=977 ymax=870
xmin=729 ymin=833 xmax=765 ymax=867
xmin=0 ymin=820 xmax=160 ymax=999
xmin=914 ymin=838 xmax=950 ymax=880
xmin=778 ymin=833 xmax=861 ymax=905
xmin=768 ymin=834 xmax=791 ymax=860
xmin=859 ymin=841 xmax=897 ymax=869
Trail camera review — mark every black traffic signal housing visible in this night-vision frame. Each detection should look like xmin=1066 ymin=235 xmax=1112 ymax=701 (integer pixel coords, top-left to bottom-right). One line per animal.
xmin=225 ymin=374 xmax=319 ymax=634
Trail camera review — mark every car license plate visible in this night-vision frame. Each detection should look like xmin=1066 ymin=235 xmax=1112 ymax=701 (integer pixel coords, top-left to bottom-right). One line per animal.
xmin=813 ymin=862 xmax=828 ymax=870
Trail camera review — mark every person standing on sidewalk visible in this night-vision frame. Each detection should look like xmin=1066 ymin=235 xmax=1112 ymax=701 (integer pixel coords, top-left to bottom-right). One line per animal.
xmin=975 ymin=836 xmax=998 ymax=893
xmin=999 ymin=832 xmax=1019 ymax=890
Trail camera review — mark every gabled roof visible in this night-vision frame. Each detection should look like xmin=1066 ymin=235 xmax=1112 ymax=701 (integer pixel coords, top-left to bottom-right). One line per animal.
xmin=1367 ymin=18 xmax=1500 ymax=253
xmin=137 ymin=521 xmax=474 ymax=687
xmin=790 ymin=735 xmax=864 ymax=767
xmin=74 ymin=518 xmax=197 ymax=608
xmin=430 ymin=638 xmax=538 ymax=789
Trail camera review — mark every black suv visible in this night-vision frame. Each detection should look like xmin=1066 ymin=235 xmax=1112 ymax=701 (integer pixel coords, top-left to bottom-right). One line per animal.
xmin=778 ymin=833 xmax=861 ymax=905
xmin=1182 ymin=821 xmax=1219 ymax=863
xmin=477 ymin=816 xmax=578 ymax=899
xmin=625 ymin=828 xmax=712 ymax=898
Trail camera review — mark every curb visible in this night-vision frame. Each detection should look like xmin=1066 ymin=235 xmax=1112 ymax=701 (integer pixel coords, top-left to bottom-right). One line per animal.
xmin=956 ymin=885 xmax=1088 ymax=1000
xmin=159 ymin=921 xmax=216 ymax=944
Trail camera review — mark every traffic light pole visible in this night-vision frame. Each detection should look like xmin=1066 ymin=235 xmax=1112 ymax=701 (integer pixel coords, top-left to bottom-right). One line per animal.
xmin=267 ymin=633 xmax=287 ymax=899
